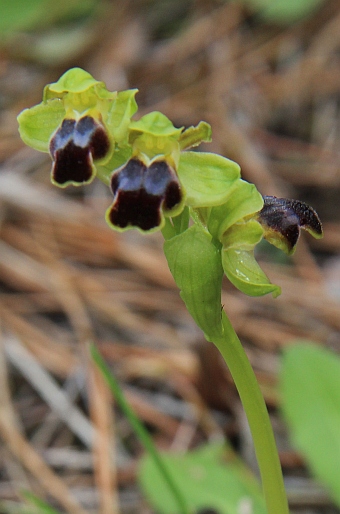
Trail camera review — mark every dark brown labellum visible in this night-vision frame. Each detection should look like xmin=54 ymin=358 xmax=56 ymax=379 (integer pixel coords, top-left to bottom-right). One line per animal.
xmin=258 ymin=196 xmax=323 ymax=253
xmin=107 ymin=157 xmax=182 ymax=231
xmin=49 ymin=116 xmax=110 ymax=186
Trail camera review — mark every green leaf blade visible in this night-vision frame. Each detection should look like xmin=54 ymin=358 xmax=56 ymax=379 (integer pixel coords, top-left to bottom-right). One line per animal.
xmin=280 ymin=342 xmax=340 ymax=507
xmin=138 ymin=442 xmax=267 ymax=514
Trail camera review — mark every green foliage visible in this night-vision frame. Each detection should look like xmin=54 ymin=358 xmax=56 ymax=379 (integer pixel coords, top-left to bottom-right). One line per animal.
xmin=280 ymin=342 xmax=340 ymax=508
xmin=0 ymin=0 xmax=101 ymax=65
xmin=138 ymin=442 xmax=266 ymax=514
xmin=0 ymin=0 xmax=97 ymax=36
xmin=21 ymin=491 xmax=60 ymax=514
xmin=239 ymin=0 xmax=325 ymax=24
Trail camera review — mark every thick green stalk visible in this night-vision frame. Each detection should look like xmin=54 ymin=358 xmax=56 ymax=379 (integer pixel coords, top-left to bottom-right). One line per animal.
xmin=214 ymin=312 xmax=289 ymax=514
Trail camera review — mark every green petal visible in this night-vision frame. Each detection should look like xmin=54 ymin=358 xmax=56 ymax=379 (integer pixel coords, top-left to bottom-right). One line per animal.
xmin=178 ymin=152 xmax=240 ymax=208
xmin=222 ymin=247 xmax=281 ymax=297
xmin=207 ymin=180 xmax=264 ymax=240
xmin=222 ymin=220 xmax=264 ymax=250
xmin=129 ymin=111 xmax=183 ymax=139
xmin=17 ymin=99 xmax=65 ymax=153
xmin=106 ymin=89 xmax=138 ymax=144
xmin=44 ymin=67 xmax=103 ymax=98
xmin=178 ymin=121 xmax=212 ymax=150
xmin=164 ymin=225 xmax=224 ymax=341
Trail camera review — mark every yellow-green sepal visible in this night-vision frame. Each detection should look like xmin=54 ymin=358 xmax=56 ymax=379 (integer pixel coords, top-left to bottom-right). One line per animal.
xmin=207 ymin=180 xmax=263 ymax=240
xmin=178 ymin=152 xmax=240 ymax=208
xmin=222 ymin=247 xmax=281 ymax=297
xmin=129 ymin=111 xmax=183 ymax=139
xmin=106 ymin=89 xmax=138 ymax=145
xmin=44 ymin=68 xmax=104 ymax=97
xmin=221 ymin=219 xmax=264 ymax=250
xmin=43 ymin=68 xmax=117 ymax=118
xmin=43 ymin=67 xmax=117 ymax=106
xmin=221 ymin=218 xmax=280 ymax=297
xmin=17 ymin=99 xmax=65 ymax=153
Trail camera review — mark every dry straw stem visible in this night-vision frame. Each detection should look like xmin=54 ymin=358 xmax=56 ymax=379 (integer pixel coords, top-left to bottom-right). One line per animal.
xmin=88 ymin=355 xmax=119 ymax=514
xmin=0 ymin=335 xmax=86 ymax=514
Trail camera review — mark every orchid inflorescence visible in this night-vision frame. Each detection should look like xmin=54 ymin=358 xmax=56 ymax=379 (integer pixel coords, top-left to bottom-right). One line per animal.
xmin=18 ymin=67 xmax=323 ymax=322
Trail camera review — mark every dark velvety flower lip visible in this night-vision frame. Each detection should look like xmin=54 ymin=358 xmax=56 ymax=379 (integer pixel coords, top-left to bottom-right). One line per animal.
xmin=107 ymin=157 xmax=182 ymax=231
xmin=258 ymin=196 xmax=323 ymax=253
xmin=52 ymin=143 xmax=94 ymax=185
xmin=49 ymin=118 xmax=76 ymax=159
xmin=49 ymin=116 xmax=110 ymax=186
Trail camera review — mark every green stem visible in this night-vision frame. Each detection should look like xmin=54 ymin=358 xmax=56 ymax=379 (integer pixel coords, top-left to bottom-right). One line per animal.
xmin=21 ymin=491 xmax=60 ymax=514
xmin=96 ymin=167 xmax=111 ymax=186
xmin=162 ymin=218 xmax=176 ymax=240
xmin=90 ymin=344 xmax=192 ymax=514
xmin=214 ymin=312 xmax=289 ymax=514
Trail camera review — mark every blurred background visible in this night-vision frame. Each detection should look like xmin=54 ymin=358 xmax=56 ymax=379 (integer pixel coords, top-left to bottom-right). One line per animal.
xmin=0 ymin=0 xmax=339 ymax=512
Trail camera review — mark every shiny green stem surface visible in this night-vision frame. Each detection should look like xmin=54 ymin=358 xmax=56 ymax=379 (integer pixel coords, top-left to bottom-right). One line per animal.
xmin=214 ymin=312 xmax=289 ymax=514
